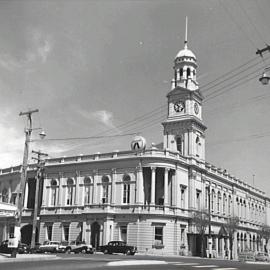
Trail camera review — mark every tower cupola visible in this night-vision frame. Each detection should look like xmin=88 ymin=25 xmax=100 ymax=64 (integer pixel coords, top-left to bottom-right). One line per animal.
xmin=172 ymin=17 xmax=199 ymax=91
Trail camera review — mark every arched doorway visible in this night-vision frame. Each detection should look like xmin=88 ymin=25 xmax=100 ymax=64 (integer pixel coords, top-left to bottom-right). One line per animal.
xmin=20 ymin=224 xmax=39 ymax=245
xmin=91 ymin=222 xmax=100 ymax=249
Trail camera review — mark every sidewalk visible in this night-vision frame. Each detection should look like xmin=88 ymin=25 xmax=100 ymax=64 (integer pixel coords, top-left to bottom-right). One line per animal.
xmin=0 ymin=253 xmax=58 ymax=263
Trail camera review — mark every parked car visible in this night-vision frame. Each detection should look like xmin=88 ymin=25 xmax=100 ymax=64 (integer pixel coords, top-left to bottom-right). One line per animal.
xmin=255 ymin=252 xmax=270 ymax=262
xmin=65 ymin=241 xmax=93 ymax=254
xmin=0 ymin=240 xmax=30 ymax=254
xmin=39 ymin=241 xmax=66 ymax=253
xmin=99 ymin=241 xmax=137 ymax=255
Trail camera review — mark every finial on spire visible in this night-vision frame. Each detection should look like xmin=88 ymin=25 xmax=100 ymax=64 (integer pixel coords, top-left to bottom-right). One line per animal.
xmin=184 ymin=16 xmax=188 ymax=49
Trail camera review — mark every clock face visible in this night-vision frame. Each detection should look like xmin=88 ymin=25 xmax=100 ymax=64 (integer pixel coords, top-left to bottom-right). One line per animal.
xmin=194 ymin=102 xmax=199 ymax=115
xmin=174 ymin=101 xmax=185 ymax=112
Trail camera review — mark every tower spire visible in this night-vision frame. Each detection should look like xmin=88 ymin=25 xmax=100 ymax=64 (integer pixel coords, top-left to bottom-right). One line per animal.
xmin=184 ymin=16 xmax=188 ymax=49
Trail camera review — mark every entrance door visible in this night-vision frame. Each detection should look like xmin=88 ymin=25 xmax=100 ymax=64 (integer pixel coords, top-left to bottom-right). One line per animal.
xmin=91 ymin=222 xmax=100 ymax=249
xmin=20 ymin=224 xmax=39 ymax=245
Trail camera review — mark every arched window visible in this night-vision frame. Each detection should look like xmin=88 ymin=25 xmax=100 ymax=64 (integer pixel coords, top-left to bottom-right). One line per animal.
xmin=123 ymin=175 xmax=131 ymax=204
xmin=50 ymin=179 xmax=58 ymax=206
xmin=101 ymin=176 xmax=110 ymax=204
xmin=84 ymin=177 xmax=91 ymax=204
xmin=228 ymin=195 xmax=232 ymax=215
xmin=205 ymin=186 xmax=209 ymax=209
xmin=196 ymin=136 xmax=201 ymax=157
xmin=66 ymin=178 xmax=74 ymax=206
xmin=176 ymin=137 xmax=182 ymax=153
xmin=180 ymin=68 xmax=183 ymax=79
xmin=211 ymin=189 xmax=215 ymax=212
xmin=217 ymin=191 xmax=221 ymax=213
xmin=2 ymin=188 xmax=8 ymax=203
xmin=223 ymin=194 xmax=227 ymax=214
xmin=187 ymin=68 xmax=191 ymax=78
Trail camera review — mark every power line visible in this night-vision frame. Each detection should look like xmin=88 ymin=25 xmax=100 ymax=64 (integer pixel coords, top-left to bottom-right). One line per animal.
xmin=200 ymin=56 xmax=259 ymax=91
xmin=219 ymin=0 xmax=258 ymax=49
xmin=201 ymin=56 xmax=266 ymax=93
xmin=42 ymin=132 xmax=138 ymax=142
xmin=237 ymin=0 xmax=266 ymax=44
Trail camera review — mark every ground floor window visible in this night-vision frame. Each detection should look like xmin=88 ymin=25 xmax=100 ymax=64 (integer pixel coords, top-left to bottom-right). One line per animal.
xmin=46 ymin=224 xmax=53 ymax=241
xmin=120 ymin=226 xmax=127 ymax=242
xmin=63 ymin=224 xmax=70 ymax=241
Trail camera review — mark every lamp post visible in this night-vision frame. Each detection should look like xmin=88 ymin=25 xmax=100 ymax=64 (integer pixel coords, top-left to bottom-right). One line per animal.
xmin=13 ymin=109 xmax=45 ymax=257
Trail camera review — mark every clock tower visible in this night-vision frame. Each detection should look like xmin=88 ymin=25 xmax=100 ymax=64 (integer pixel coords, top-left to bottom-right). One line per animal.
xmin=162 ymin=18 xmax=207 ymax=161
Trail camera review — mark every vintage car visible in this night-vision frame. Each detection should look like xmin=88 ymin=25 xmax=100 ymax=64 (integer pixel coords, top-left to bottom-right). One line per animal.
xmin=39 ymin=241 xmax=67 ymax=253
xmin=65 ymin=241 xmax=93 ymax=254
xmin=255 ymin=252 xmax=270 ymax=262
xmin=0 ymin=240 xmax=30 ymax=254
xmin=99 ymin=241 xmax=137 ymax=255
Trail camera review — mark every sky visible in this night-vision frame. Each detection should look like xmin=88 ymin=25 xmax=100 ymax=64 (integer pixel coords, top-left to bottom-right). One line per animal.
xmin=1 ymin=0 xmax=270 ymax=195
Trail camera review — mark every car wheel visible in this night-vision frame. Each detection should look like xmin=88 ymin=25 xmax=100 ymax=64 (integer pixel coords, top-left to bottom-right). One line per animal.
xmin=104 ymin=249 xmax=109 ymax=254
xmin=81 ymin=248 xmax=87 ymax=254
xmin=126 ymin=250 xmax=131 ymax=255
xmin=65 ymin=248 xmax=71 ymax=254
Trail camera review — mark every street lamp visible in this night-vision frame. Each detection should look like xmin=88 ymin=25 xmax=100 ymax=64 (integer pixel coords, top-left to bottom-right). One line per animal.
xmin=259 ymin=68 xmax=270 ymax=85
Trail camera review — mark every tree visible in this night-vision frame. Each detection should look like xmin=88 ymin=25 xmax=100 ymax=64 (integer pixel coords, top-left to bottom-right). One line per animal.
xmin=224 ymin=216 xmax=239 ymax=260
xmin=258 ymin=225 xmax=270 ymax=253
xmin=192 ymin=209 xmax=209 ymax=257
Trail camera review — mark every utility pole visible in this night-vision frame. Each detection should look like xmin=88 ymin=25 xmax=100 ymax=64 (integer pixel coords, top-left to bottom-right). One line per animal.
xmin=13 ymin=109 xmax=38 ymax=257
xmin=207 ymin=185 xmax=212 ymax=258
xmin=30 ymin=150 xmax=48 ymax=249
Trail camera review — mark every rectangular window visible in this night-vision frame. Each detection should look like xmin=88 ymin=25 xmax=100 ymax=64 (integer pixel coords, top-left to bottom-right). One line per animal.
xmin=11 ymin=193 xmax=16 ymax=205
xmin=154 ymin=227 xmax=163 ymax=246
xmin=196 ymin=190 xmax=201 ymax=210
xmin=63 ymin=224 xmax=70 ymax=241
xmin=120 ymin=226 xmax=127 ymax=242
xmin=78 ymin=223 xmax=83 ymax=242
xmin=9 ymin=226 xmax=15 ymax=238
xmin=123 ymin=184 xmax=130 ymax=204
xmin=180 ymin=186 xmax=186 ymax=208
xmin=51 ymin=188 xmax=57 ymax=206
xmin=47 ymin=224 xmax=53 ymax=241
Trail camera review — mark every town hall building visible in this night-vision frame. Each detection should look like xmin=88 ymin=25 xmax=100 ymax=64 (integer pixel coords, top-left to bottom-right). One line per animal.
xmin=1 ymin=26 xmax=270 ymax=258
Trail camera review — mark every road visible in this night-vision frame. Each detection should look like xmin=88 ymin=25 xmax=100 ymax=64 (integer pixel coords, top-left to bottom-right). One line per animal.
xmin=1 ymin=253 xmax=270 ymax=270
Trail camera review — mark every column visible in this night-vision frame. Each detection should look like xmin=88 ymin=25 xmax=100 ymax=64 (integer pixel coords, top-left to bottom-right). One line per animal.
xmin=215 ymin=237 xmax=218 ymax=257
xmin=111 ymin=169 xmax=116 ymax=205
xmin=150 ymin=167 xmax=156 ymax=205
xmin=226 ymin=238 xmax=230 ymax=258
xmin=164 ymin=168 xmax=169 ymax=206
xmin=92 ymin=170 xmax=98 ymax=204
xmin=136 ymin=164 xmax=144 ymax=205
xmin=24 ymin=181 xmax=29 ymax=207
xmin=172 ymin=170 xmax=177 ymax=207
xmin=221 ymin=238 xmax=225 ymax=258
xmin=74 ymin=174 xmax=80 ymax=205
xmin=58 ymin=175 xmax=63 ymax=206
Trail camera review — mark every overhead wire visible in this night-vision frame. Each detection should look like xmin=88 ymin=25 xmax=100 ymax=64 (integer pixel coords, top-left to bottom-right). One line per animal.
xmin=219 ymin=0 xmax=258 ymax=49
xmin=237 ymin=0 xmax=266 ymax=44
